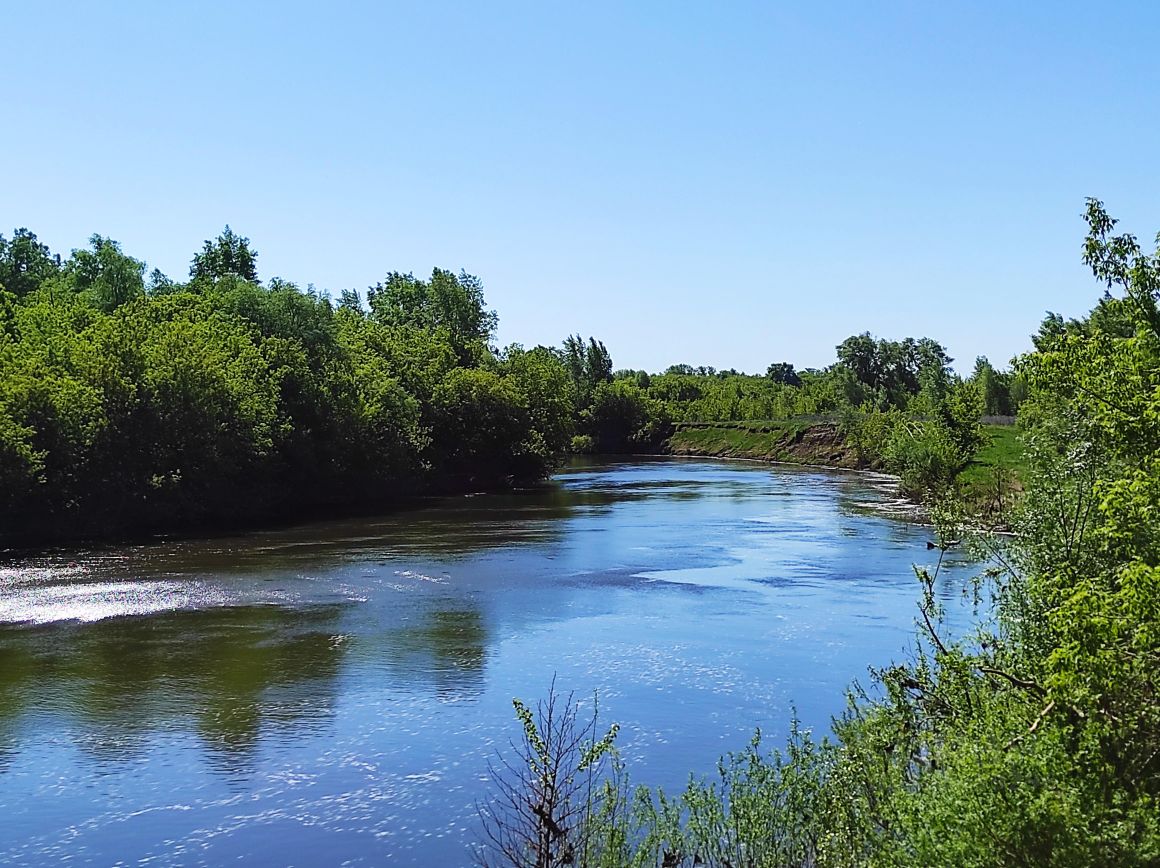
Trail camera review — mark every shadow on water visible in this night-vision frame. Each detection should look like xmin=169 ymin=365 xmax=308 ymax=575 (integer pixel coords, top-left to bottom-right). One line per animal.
xmin=2 ymin=462 xmax=790 ymax=578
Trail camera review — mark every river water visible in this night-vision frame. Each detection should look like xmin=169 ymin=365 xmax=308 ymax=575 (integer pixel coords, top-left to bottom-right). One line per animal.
xmin=0 ymin=458 xmax=980 ymax=866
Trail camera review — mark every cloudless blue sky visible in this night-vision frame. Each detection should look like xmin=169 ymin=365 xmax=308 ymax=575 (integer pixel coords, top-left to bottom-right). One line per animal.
xmin=5 ymin=1 xmax=1159 ymax=373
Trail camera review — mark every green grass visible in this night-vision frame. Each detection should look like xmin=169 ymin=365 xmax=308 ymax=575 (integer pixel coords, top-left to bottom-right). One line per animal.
xmin=666 ymin=418 xmax=857 ymax=467
xmin=954 ymin=425 xmax=1027 ymax=524
xmin=957 ymin=424 xmax=1028 ymax=488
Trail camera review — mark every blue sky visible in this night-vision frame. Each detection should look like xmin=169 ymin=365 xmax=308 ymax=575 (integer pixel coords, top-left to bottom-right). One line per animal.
xmin=5 ymin=2 xmax=1159 ymax=373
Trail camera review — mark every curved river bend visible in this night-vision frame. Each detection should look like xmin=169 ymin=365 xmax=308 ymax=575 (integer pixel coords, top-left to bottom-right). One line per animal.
xmin=0 ymin=458 xmax=979 ymax=866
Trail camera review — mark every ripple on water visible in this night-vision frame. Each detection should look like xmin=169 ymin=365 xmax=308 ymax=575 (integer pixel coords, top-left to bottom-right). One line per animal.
xmin=0 ymin=458 xmax=983 ymax=866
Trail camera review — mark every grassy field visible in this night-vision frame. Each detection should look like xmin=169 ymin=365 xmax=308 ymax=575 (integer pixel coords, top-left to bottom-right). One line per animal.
xmin=954 ymin=424 xmax=1027 ymax=522
xmin=957 ymin=424 xmax=1027 ymax=485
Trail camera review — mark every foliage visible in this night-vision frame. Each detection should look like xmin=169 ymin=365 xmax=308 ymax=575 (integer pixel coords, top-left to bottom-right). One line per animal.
xmin=189 ymin=226 xmax=259 ymax=284
xmin=67 ymin=234 xmax=146 ymax=312
xmin=0 ymin=228 xmax=574 ymax=545
xmin=766 ymin=361 xmax=802 ymax=386
xmin=618 ymin=724 xmax=826 ymax=868
xmin=584 ymin=381 xmax=671 ymax=453
xmin=476 ymin=682 xmax=619 ymax=868
xmin=0 ymin=229 xmax=60 ymax=298
xmin=368 ymin=268 xmax=497 ymax=364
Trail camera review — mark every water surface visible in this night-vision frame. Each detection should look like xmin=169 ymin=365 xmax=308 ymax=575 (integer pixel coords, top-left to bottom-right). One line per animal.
xmin=0 ymin=458 xmax=979 ymax=866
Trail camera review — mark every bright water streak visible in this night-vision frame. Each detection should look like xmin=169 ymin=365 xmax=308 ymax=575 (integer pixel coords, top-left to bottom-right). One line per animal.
xmin=0 ymin=458 xmax=982 ymax=866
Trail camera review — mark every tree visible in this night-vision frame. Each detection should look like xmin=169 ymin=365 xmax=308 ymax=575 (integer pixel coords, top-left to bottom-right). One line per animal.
xmin=502 ymin=346 xmax=575 ymax=467
xmin=971 ymin=356 xmax=1013 ymax=416
xmin=1032 ymin=311 xmax=1066 ymax=351
xmin=586 ymin=381 xmax=669 ymax=452
xmin=766 ymin=361 xmax=801 ymax=387
xmin=559 ymin=334 xmax=613 ymax=413
xmin=337 ymin=287 xmax=363 ymax=312
xmin=67 ymin=234 xmax=145 ymax=312
xmin=0 ymin=228 xmax=60 ymax=298
xmin=190 ymin=226 xmax=259 ymax=283
xmin=430 ymin=368 xmax=531 ymax=485
xmin=836 ymin=332 xmax=952 ymax=410
xmin=835 ymin=332 xmax=879 ymax=391
xmin=368 ymin=269 xmax=497 ymax=363
xmin=146 ymin=268 xmax=177 ymax=295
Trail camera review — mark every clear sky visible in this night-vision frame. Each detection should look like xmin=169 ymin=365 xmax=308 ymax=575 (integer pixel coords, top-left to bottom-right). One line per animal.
xmin=5 ymin=2 xmax=1159 ymax=374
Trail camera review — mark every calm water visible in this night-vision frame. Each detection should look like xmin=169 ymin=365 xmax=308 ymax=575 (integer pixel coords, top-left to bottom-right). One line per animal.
xmin=0 ymin=458 xmax=980 ymax=866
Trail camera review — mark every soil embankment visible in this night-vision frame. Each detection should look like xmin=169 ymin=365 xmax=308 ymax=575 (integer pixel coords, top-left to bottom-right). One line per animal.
xmin=665 ymin=421 xmax=870 ymax=470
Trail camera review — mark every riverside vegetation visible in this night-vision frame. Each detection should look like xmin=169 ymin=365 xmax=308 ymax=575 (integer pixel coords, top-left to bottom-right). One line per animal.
xmin=1 ymin=228 xmax=1017 ymax=547
xmin=3 ymin=204 xmax=1151 ymax=865
xmin=475 ymin=201 xmax=1160 ymax=866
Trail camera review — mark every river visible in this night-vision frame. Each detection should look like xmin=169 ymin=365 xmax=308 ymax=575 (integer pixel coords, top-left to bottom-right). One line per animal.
xmin=0 ymin=457 xmax=981 ymax=866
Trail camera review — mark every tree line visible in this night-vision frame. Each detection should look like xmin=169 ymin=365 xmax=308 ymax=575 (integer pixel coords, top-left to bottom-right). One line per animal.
xmin=0 ymin=229 xmax=578 ymax=545
xmin=570 ymin=333 xmax=1021 ymax=496
xmin=1 ymin=226 xmax=1015 ymax=545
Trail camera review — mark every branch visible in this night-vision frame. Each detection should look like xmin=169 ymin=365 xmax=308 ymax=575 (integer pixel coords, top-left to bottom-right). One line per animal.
xmin=978 ymin=666 xmax=1046 ymax=696
xmin=1004 ymin=700 xmax=1055 ymax=751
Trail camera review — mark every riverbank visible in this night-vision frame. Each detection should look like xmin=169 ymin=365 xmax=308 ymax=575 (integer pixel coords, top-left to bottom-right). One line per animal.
xmin=666 ymin=420 xmax=869 ymax=469
xmin=666 ymin=421 xmax=1025 ymax=524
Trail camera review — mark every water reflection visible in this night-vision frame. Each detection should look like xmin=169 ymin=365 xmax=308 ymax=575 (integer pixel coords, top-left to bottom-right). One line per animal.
xmin=378 ymin=609 xmax=489 ymax=699
xmin=0 ymin=603 xmax=349 ymax=769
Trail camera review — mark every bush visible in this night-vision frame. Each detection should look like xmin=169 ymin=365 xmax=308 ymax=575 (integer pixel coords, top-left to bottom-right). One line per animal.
xmin=570 ymin=434 xmax=596 ymax=454
xmin=884 ymin=417 xmax=965 ymax=495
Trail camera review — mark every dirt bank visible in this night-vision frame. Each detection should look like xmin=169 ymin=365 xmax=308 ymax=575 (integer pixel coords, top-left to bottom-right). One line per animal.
xmin=665 ymin=421 xmax=871 ymax=470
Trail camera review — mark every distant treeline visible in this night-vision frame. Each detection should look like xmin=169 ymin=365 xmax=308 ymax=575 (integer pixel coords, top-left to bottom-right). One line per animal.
xmin=0 ymin=227 xmax=1015 ymax=544
xmin=579 ymin=335 xmax=1023 ymax=494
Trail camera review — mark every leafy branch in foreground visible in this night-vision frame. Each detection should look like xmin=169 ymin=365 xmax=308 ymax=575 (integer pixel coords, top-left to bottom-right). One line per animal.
xmin=475 ymin=679 xmax=619 ymax=868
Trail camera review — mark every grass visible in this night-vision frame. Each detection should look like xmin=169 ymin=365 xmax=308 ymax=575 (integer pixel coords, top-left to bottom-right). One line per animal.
xmin=957 ymin=424 xmax=1028 ymax=488
xmin=954 ymin=425 xmax=1027 ymax=524
xmin=671 ymin=424 xmax=800 ymax=459
xmin=670 ymin=420 xmax=1029 ymax=515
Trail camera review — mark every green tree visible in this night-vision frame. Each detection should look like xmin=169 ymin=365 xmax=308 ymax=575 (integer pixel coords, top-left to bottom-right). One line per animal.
xmin=430 ymin=368 xmax=531 ymax=485
xmin=560 ymin=334 xmax=613 ymax=407
xmin=765 ymin=361 xmax=801 ymax=386
xmin=0 ymin=228 xmax=60 ymax=298
xmin=67 ymin=235 xmax=145 ymax=312
xmin=502 ymin=345 xmax=575 ymax=467
xmin=971 ymin=355 xmax=1015 ymax=416
xmin=586 ymin=381 xmax=669 ymax=453
xmin=190 ymin=226 xmax=259 ymax=283
xmin=368 ymin=269 xmax=497 ymax=363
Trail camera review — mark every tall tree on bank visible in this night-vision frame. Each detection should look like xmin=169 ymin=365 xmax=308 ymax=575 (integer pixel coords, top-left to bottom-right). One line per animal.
xmin=67 ymin=234 xmax=146 ymax=312
xmin=367 ymin=269 xmax=497 ymax=364
xmin=560 ymin=334 xmax=612 ymax=407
